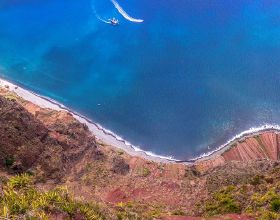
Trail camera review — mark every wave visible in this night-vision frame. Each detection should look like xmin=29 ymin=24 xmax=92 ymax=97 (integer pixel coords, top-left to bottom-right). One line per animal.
xmin=0 ymin=77 xmax=176 ymax=162
xmin=187 ymin=124 xmax=280 ymax=162
xmin=34 ymin=97 xmax=178 ymax=161
xmin=1 ymin=77 xmax=280 ymax=164
xmin=110 ymin=0 xmax=144 ymax=23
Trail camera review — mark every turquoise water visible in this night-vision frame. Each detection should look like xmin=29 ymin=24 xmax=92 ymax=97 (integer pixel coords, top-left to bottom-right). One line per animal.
xmin=1 ymin=0 xmax=280 ymax=159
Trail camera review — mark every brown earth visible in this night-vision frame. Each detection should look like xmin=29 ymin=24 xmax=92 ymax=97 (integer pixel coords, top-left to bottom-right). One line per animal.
xmin=0 ymin=88 xmax=279 ymax=219
xmin=195 ymin=131 xmax=280 ymax=173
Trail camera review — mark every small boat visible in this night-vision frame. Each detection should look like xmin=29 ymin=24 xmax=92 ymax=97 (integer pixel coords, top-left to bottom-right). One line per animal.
xmin=109 ymin=18 xmax=119 ymax=26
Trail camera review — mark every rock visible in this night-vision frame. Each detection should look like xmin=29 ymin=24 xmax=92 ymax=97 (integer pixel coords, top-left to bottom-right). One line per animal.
xmin=184 ymin=166 xmax=201 ymax=178
xmin=111 ymin=157 xmax=130 ymax=175
xmin=93 ymin=149 xmax=105 ymax=160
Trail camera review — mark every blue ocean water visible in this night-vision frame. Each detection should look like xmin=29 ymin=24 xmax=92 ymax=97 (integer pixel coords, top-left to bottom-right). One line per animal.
xmin=1 ymin=0 xmax=280 ymax=159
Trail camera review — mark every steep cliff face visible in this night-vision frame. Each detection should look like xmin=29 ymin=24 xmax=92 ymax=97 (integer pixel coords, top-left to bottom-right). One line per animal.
xmin=223 ymin=132 xmax=280 ymax=161
xmin=0 ymin=96 xmax=48 ymax=171
xmin=0 ymin=91 xmax=99 ymax=181
xmin=195 ymin=132 xmax=280 ymax=173
xmin=0 ymin=89 xmax=280 ymax=219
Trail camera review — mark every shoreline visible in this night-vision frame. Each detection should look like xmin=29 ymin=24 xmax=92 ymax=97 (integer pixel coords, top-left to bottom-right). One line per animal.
xmin=1 ymin=77 xmax=280 ymax=164
xmin=0 ymin=77 xmax=177 ymax=163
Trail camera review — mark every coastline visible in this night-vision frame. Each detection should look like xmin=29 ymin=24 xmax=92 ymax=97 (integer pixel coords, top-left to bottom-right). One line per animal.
xmin=1 ymin=77 xmax=280 ymax=164
xmin=0 ymin=77 xmax=177 ymax=163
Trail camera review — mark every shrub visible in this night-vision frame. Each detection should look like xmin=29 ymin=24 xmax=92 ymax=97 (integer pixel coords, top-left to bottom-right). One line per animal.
xmin=204 ymin=186 xmax=241 ymax=215
xmin=171 ymin=209 xmax=186 ymax=216
xmin=271 ymin=199 xmax=280 ymax=212
xmin=4 ymin=156 xmax=14 ymax=167
xmin=137 ymin=167 xmax=151 ymax=177
xmin=7 ymin=173 xmax=32 ymax=189
xmin=249 ymin=175 xmax=263 ymax=186
xmin=0 ymin=174 xmax=107 ymax=219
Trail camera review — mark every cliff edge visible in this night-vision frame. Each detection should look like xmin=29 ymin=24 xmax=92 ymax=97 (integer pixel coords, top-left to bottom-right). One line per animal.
xmin=0 ymin=87 xmax=279 ymax=219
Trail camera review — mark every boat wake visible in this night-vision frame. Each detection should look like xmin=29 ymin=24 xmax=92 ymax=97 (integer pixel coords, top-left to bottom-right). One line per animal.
xmin=110 ymin=0 xmax=144 ymax=23
xmin=92 ymin=4 xmax=111 ymax=24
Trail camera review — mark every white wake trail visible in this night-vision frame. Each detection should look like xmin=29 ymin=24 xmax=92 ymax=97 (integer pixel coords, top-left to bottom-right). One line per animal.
xmin=110 ymin=0 xmax=144 ymax=23
xmin=92 ymin=4 xmax=111 ymax=24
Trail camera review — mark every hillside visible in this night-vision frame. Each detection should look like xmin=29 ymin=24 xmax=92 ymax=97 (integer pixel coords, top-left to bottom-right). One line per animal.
xmin=0 ymin=87 xmax=279 ymax=219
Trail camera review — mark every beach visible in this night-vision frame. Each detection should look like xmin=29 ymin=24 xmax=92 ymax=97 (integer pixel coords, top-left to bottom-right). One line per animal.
xmin=1 ymin=77 xmax=280 ymax=164
xmin=0 ymin=77 xmax=177 ymax=163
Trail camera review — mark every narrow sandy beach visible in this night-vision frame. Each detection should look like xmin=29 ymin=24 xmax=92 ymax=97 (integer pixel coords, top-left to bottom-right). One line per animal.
xmin=0 ymin=78 xmax=178 ymax=163
xmin=1 ymin=77 xmax=280 ymax=164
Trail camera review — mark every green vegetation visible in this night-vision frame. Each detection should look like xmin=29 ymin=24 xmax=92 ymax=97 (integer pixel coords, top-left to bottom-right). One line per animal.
xmin=117 ymin=149 xmax=125 ymax=155
xmin=0 ymin=174 xmax=107 ymax=219
xmin=249 ymin=188 xmax=280 ymax=219
xmin=171 ymin=209 xmax=186 ymax=216
xmin=115 ymin=201 xmax=164 ymax=220
xmin=205 ymin=186 xmax=241 ymax=215
xmin=249 ymin=175 xmax=263 ymax=186
xmin=136 ymin=167 xmax=151 ymax=177
xmin=200 ymin=172 xmax=280 ymax=220
xmin=271 ymin=198 xmax=280 ymax=212
xmin=4 ymin=156 xmax=14 ymax=168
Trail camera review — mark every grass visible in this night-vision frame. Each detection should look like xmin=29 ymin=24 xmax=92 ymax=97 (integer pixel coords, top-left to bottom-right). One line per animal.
xmin=200 ymin=173 xmax=280 ymax=219
xmin=0 ymin=174 xmax=107 ymax=219
xmin=115 ymin=201 xmax=165 ymax=220
xmin=205 ymin=186 xmax=241 ymax=215
xmin=136 ymin=167 xmax=151 ymax=177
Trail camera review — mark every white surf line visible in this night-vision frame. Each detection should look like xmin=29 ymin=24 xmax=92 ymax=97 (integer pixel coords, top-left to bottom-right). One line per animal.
xmin=2 ymin=78 xmax=280 ymax=164
xmin=110 ymin=0 xmax=144 ymax=23
xmin=188 ymin=124 xmax=280 ymax=162
xmin=0 ymin=77 xmax=177 ymax=163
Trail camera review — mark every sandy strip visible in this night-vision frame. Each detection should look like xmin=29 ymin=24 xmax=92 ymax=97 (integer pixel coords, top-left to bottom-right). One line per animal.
xmin=1 ymin=77 xmax=280 ymax=164
xmin=0 ymin=78 xmax=178 ymax=163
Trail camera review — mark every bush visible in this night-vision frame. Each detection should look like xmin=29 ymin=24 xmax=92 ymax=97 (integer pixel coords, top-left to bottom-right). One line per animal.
xmin=0 ymin=174 xmax=107 ymax=219
xmin=271 ymin=199 xmax=280 ymax=212
xmin=249 ymin=175 xmax=263 ymax=186
xmin=4 ymin=156 xmax=14 ymax=167
xmin=7 ymin=173 xmax=32 ymax=189
xmin=204 ymin=186 xmax=241 ymax=215
xmin=137 ymin=167 xmax=151 ymax=177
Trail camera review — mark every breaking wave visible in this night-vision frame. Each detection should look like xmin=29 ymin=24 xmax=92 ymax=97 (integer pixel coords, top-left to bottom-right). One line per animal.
xmin=1 ymin=78 xmax=280 ymax=164
xmin=188 ymin=124 xmax=280 ymax=162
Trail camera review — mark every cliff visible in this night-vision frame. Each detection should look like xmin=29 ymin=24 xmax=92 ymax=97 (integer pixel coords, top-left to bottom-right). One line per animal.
xmin=195 ymin=132 xmax=280 ymax=173
xmin=0 ymin=87 xmax=279 ymax=219
xmin=223 ymin=132 xmax=280 ymax=161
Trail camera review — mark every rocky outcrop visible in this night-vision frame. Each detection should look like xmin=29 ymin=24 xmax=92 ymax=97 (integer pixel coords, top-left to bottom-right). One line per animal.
xmin=111 ymin=156 xmax=130 ymax=175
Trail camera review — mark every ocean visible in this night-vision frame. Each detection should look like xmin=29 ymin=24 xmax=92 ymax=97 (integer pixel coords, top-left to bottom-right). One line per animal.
xmin=1 ymin=0 xmax=280 ymax=159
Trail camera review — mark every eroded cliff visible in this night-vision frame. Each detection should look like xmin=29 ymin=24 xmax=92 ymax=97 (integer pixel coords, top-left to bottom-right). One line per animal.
xmin=195 ymin=132 xmax=280 ymax=173
xmin=0 ymin=87 xmax=279 ymax=219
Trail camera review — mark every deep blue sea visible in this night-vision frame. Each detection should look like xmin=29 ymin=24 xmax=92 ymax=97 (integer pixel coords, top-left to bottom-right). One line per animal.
xmin=1 ymin=0 xmax=280 ymax=159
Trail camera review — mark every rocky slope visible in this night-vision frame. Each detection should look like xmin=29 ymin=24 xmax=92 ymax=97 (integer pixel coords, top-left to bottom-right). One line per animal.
xmin=0 ymin=90 xmax=99 ymax=182
xmin=0 ymin=87 xmax=279 ymax=219
xmin=223 ymin=132 xmax=280 ymax=161
xmin=195 ymin=132 xmax=280 ymax=173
